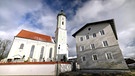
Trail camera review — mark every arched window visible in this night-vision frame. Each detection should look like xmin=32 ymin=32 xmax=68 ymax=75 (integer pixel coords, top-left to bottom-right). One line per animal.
xmin=19 ymin=44 xmax=24 ymax=49
xmin=29 ymin=45 xmax=35 ymax=58
xmin=62 ymin=21 xmax=64 ymax=25
xmin=39 ymin=46 xmax=44 ymax=61
xmin=49 ymin=48 xmax=52 ymax=58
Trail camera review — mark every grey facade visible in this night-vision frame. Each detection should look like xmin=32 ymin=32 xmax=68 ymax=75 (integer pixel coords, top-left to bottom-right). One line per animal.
xmin=73 ymin=19 xmax=128 ymax=70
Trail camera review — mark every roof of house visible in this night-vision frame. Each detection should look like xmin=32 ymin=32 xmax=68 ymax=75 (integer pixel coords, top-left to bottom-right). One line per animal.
xmin=72 ymin=19 xmax=118 ymax=40
xmin=16 ymin=30 xmax=53 ymax=43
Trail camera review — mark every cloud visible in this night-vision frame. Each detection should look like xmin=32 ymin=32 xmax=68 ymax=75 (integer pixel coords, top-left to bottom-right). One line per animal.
xmin=0 ymin=0 xmax=57 ymax=39
xmin=69 ymin=0 xmax=135 ymax=57
xmin=0 ymin=0 xmax=135 ymax=58
xmin=0 ymin=0 xmax=42 ymax=39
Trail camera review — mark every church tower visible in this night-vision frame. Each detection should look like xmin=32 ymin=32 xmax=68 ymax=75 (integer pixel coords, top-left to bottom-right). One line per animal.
xmin=55 ymin=10 xmax=68 ymax=61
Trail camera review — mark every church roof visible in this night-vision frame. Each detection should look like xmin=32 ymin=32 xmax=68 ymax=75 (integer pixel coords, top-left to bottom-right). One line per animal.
xmin=57 ymin=10 xmax=66 ymax=17
xmin=16 ymin=30 xmax=53 ymax=43
xmin=72 ymin=19 xmax=118 ymax=40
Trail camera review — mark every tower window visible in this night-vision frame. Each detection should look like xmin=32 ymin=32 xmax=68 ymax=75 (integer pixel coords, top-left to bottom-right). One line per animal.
xmin=100 ymin=30 xmax=105 ymax=35
xmin=62 ymin=21 xmax=64 ymax=25
xmin=102 ymin=41 xmax=108 ymax=47
xmin=92 ymin=54 xmax=98 ymax=60
xmin=93 ymin=33 xmax=96 ymax=38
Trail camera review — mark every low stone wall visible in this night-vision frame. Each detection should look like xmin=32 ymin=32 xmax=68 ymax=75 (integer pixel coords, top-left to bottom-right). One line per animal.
xmin=0 ymin=62 xmax=71 ymax=76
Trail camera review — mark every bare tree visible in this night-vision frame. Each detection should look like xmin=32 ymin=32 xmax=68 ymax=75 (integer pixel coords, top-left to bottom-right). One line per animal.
xmin=0 ymin=39 xmax=11 ymax=60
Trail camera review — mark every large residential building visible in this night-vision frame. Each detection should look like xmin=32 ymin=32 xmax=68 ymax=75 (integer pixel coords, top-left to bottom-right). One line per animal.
xmin=7 ymin=10 xmax=68 ymax=62
xmin=72 ymin=19 xmax=128 ymax=70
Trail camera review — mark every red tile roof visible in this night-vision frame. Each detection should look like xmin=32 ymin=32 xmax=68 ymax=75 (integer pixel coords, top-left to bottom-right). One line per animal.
xmin=16 ymin=30 xmax=53 ymax=43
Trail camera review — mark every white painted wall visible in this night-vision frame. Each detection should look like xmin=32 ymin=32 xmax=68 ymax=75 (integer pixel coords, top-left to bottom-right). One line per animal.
xmin=7 ymin=37 xmax=55 ymax=62
xmin=55 ymin=13 xmax=68 ymax=60
xmin=0 ymin=63 xmax=71 ymax=75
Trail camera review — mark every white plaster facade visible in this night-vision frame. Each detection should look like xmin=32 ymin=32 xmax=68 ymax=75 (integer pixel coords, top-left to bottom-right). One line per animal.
xmin=8 ymin=37 xmax=55 ymax=62
xmin=55 ymin=11 xmax=68 ymax=60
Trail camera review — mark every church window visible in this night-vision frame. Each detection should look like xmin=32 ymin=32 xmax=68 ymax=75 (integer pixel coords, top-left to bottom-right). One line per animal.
xmin=86 ymin=35 xmax=89 ymax=39
xmin=80 ymin=37 xmax=83 ymax=41
xmin=29 ymin=45 xmax=35 ymax=58
xmin=80 ymin=46 xmax=85 ymax=51
xmin=93 ymin=33 xmax=96 ymax=38
xmin=81 ymin=56 xmax=86 ymax=62
xmin=92 ymin=54 xmax=98 ymax=60
xmin=105 ymin=53 xmax=113 ymax=59
xmin=62 ymin=21 xmax=64 ymax=25
xmin=100 ymin=30 xmax=105 ymax=35
xmin=90 ymin=44 xmax=95 ymax=49
xmin=39 ymin=46 xmax=44 ymax=61
xmin=102 ymin=41 xmax=108 ymax=47
xmin=19 ymin=44 xmax=24 ymax=49
xmin=49 ymin=48 xmax=52 ymax=58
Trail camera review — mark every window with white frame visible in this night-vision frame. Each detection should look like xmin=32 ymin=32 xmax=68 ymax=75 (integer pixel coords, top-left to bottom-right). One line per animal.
xmin=80 ymin=37 xmax=83 ymax=41
xmin=93 ymin=33 xmax=96 ymax=38
xmin=86 ymin=35 xmax=89 ymax=39
xmin=92 ymin=54 xmax=98 ymax=60
xmin=90 ymin=44 xmax=95 ymax=49
xmin=102 ymin=41 xmax=108 ymax=47
xmin=80 ymin=46 xmax=85 ymax=51
xmin=81 ymin=56 xmax=86 ymax=61
xmin=105 ymin=53 xmax=113 ymax=59
xmin=100 ymin=30 xmax=105 ymax=35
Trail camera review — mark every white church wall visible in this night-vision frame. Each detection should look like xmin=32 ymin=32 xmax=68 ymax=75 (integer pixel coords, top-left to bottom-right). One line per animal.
xmin=7 ymin=37 xmax=55 ymax=62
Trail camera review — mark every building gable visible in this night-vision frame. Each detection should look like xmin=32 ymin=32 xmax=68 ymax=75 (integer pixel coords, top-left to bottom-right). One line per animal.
xmin=72 ymin=19 xmax=118 ymax=40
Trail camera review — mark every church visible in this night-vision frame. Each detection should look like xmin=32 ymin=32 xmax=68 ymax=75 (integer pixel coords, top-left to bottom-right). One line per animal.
xmin=7 ymin=10 xmax=68 ymax=62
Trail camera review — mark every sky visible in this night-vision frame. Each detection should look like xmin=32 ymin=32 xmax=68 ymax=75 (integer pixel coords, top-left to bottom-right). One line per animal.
xmin=0 ymin=0 xmax=135 ymax=58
